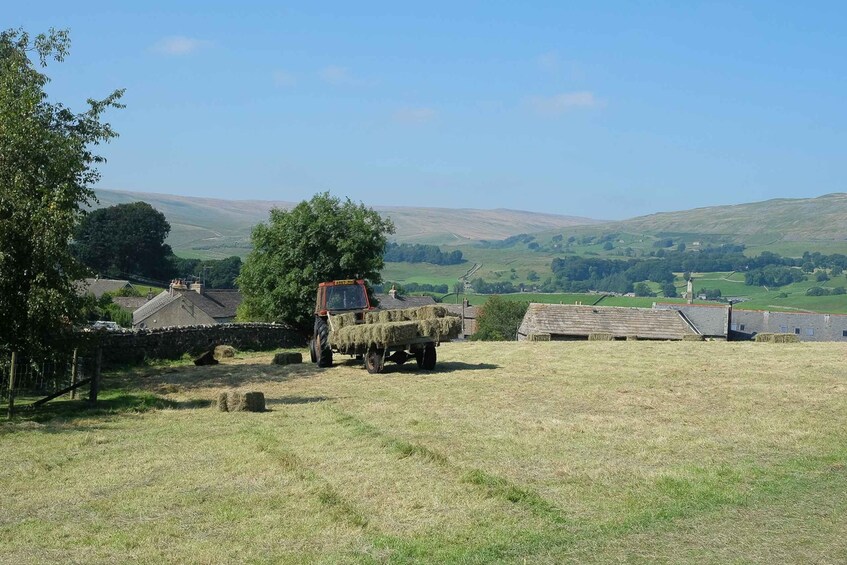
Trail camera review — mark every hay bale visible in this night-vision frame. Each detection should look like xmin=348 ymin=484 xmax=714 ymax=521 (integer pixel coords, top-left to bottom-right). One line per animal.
xmin=588 ymin=333 xmax=614 ymax=341
xmin=365 ymin=305 xmax=449 ymax=324
xmin=774 ymin=333 xmax=800 ymax=343
xmin=329 ymin=312 xmax=358 ymax=330
xmin=272 ymin=352 xmax=303 ymax=365
xmin=227 ymin=391 xmax=245 ymax=412
xmin=330 ymin=320 xmax=420 ymax=348
xmin=214 ymin=345 xmax=236 ymax=359
xmin=216 ymin=392 xmax=229 ymax=412
xmin=625 ymin=335 xmax=638 ymax=341
xmin=243 ymin=392 xmax=266 ymax=412
xmin=528 ymin=333 xmax=552 ymax=342
xmin=194 ymin=349 xmax=219 ymax=366
xmin=682 ymin=334 xmax=705 ymax=342
xmin=755 ymin=333 xmax=776 ymax=343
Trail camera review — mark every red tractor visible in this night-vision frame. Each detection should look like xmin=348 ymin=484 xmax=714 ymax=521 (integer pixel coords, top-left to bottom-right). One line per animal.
xmin=310 ymin=279 xmax=372 ymax=368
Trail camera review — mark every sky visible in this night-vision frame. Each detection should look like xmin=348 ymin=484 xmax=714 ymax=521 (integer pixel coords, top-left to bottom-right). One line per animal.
xmin=7 ymin=1 xmax=847 ymax=219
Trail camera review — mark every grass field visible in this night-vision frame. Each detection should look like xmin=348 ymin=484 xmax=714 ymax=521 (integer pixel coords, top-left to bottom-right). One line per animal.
xmin=3 ymin=342 xmax=847 ymax=563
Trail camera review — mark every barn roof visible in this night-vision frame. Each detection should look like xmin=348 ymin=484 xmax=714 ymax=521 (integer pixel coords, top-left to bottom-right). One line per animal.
xmin=518 ymin=303 xmax=698 ymax=340
xmin=373 ymin=293 xmax=437 ymax=310
xmin=77 ymin=278 xmax=133 ymax=299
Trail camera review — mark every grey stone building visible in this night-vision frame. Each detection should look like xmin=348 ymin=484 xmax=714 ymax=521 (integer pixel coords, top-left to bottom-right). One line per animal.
xmin=133 ymin=280 xmax=241 ymax=329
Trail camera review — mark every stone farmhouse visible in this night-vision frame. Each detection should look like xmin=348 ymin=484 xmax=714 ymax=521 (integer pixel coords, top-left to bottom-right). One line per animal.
xmin=133 ymin=280 xmax=241 ymax=330
xmin=517 ymin=301 xmax=847 ymax=342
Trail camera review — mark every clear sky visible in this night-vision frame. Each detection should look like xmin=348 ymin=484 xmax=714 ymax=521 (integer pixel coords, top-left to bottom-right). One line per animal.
xmin=8 ymin=2 xmax=847 ymax=219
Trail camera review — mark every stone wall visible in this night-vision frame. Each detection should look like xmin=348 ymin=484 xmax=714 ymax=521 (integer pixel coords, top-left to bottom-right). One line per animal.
xmin=75 ymin=323 xmax=304 ymax=364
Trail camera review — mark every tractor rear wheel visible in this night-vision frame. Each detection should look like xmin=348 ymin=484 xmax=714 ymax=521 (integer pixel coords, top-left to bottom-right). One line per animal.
xmin=308 ymin=338 xmax=317 ymax=363
xmin=421 ymin=344 xmax=436 ymax=370
xmin=365 ymin=349 xmax=385 ymax=374
xmin=314 ymin=316 xmax=333 ymax=367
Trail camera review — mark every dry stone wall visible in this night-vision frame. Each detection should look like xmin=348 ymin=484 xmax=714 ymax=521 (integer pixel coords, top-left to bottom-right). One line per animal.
xmin=75 ymin=324 xmax=303 ymax=364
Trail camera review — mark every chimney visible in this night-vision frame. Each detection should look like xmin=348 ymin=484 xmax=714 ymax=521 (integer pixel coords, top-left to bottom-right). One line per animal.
xmin=170 ymin=279 xmax=188 ymax=296
xmin=388 ymin=284 xmax=397 ymax=299
xmin=190 ymin=281 xmax=204 ymax=294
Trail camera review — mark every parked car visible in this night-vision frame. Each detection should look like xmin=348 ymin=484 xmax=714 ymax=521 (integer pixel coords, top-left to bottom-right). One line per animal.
xmin=91 ymin=320 xmax=121 ymax=331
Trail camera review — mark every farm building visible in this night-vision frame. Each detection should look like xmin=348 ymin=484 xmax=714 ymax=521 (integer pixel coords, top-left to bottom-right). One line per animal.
xmin=728 ymin=309 xmax=847 ymax=342
xmin=517 ymin=303 xmax=700 ymax=341
xmin=76 ymin=277 xmax=135 ymax=299
xmin=652 ymin=303 xmax=730 ymax=340
xmin=443 ymin=299 xmax=478 ymax=339
xmin=373 ymin=288 xmax=437 ymax=310
xmin=132 ymin=280 xmax=242 ymax=329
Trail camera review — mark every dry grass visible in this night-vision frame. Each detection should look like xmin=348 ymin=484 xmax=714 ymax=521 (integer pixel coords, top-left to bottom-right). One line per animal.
xmin=2 ymin=341 xmax=847 ymax=563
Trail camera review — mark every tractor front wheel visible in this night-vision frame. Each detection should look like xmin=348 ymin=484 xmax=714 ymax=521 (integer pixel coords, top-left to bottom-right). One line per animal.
xmin=421 ymin=344 xmax=436 ymax=370
xmin=314 ymin=316 xmax=333 ymax=368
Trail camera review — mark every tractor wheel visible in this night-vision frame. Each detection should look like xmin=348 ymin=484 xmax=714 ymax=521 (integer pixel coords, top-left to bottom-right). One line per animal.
xmin=414 ymin=349 xmax=424 ymax=368
xmin=308 ymin=338 xmax=317 ymax=363
xmin=421 ymin=344 xmax=436 ymax=370
xmin=365 ymin=349 xmax=385 ymax=374
xmin=314 ymin=316 xmax=333 ymax=368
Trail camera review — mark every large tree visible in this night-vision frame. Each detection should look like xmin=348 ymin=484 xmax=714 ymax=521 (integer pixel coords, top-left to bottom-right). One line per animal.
xmin=237 ymin=192 xmax=394 ymax=331
xmin=472 ymin=296 xmax=529 ymax=341
xmin=0 ymin=28 xmax=123 ymax=355
xmin=73 ymin=201 xmax=174 ymax=280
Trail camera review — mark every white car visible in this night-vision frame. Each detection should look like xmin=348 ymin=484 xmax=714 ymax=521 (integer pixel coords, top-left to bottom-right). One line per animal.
xmin=91 ymin=320 xmax=121 ymax=331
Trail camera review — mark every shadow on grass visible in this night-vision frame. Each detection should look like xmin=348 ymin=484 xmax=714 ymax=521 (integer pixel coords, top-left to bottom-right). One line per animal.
xmin=375 ymin=361 xmax=500 ymax=375
xmin=2 ymin=392 xmax=212 ymax=426
xmin=267 ymin=395 xmax=332 ymax=406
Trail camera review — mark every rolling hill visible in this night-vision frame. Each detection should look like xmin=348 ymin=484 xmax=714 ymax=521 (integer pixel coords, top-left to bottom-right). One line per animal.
xmin=93 ymin=189 xmax=602 ymax=258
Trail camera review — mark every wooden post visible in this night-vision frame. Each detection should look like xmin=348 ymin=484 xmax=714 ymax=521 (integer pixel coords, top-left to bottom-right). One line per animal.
xmin=70 ymin=349 xmax=78 ymax=400
xmin=89 ymin=347 xmax=102 ymax=404
xmin=8 ymin=351 xmax=16 ymax=420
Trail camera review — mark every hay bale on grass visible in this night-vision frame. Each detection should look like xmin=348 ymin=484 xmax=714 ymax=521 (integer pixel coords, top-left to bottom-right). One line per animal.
xmin=272 ymin=352 xmax=302 ymax=365
xmin=528 ymin=333 xmax=552 ymax=342
xmin=682 ymin=334 xmax=705 ymax=342
xmin=588 ymin=333 xmax=614 ymax=341
xmin=755 ymin=333 xmax=775 ymax=343
xmin=223 ymin=391 xmax=266 ymax=412
xmin=214 ymin=345 xmax=236 ymax=359
xmin=216 ymin=392 xmax=229 ymax=411
xmin=625 ymin=335 xmax=638 ymax=341
xmin=774 ymin=333 xmax=800 ymax=343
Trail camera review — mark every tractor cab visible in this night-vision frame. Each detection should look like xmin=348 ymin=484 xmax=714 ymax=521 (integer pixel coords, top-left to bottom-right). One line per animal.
xmin=315 ymin=279 xmax=371 ymax=315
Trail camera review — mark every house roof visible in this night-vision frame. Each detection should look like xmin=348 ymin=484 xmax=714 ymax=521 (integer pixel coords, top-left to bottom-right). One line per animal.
xmin=373 ymin=293 xmax=437 ymax=310
xmin=112 ymin=296 xmax=151 ymax=312
xmin=133 ymin=291 xmax=178 ymax=325
xmin=653 ymin=303 xmax=730 ymax=337
xmin=518 ymin=303 xmax=698 ymax=340
xmin=179 ymin=289 xmax=242 ymax=319
xmin=77 ymin=278 xmax=133 ymax=299
xmin=442 ymin=303 xmax=478 ymax=319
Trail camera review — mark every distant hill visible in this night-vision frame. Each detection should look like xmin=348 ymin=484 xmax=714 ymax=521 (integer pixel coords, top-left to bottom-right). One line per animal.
xmin=93 ymin=189 xmax=602 ymax=258
xmin=606 ymin=193 xmax=847 ymax=244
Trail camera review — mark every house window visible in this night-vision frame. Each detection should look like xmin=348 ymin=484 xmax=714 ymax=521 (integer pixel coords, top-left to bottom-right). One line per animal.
xmin=730 ymin=323 xmax=738 ymax=331
xmin=739 ymin=324 xmax=745 ymax=331
xmin=806 ymin=328 xmax=814 ymax=336
xmin=794 ymin=328 xmax=801 ymax=335
xmin=843 ymin=330 xmax=847 ymax=337
xmin=779 ymin=325 xmax=788 ymax=333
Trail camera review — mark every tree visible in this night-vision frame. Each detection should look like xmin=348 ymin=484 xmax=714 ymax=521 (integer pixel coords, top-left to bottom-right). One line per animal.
xmin=237 ymin=192 xmax=394 ymax=331
xmin=472 ymin=296 xmax=528 ymax=341
xmin=661 ymin=282 xmax=678 ymax=298
xmin=0 ymin=28 xmax=123 ymax=356
xmin=633 ymin=282 xmax=654 ymax=297
xmin=73 ymin=202 xmax=174 ymax=280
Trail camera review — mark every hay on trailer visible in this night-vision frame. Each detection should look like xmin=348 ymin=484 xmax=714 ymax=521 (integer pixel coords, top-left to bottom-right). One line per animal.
xmin=682 ymin=334 xmax=705 ymax=342
xmin=416 ymin=315 xmax=462 ymax=340
xmin=365 ymin=305 xmax=449 ymax=324
xmin=528 ymin=333 xmax=551 ymax=342
xmin=328 ymin=312 xmax=358 ymax=330
xmin=330 ymin=321 xmax=420 ymax=349
xmin=224 ymin=391 xmax=266 ymax=412
xmin=588 ymin=333 xmax=614 ymax=341
xmin=272 ymin=352 xmax=302 ymax=365
xmin=216 ymin=392 xmax=229 ymax=412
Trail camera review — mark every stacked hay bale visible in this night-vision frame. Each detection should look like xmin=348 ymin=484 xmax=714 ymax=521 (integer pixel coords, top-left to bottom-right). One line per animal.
xmin=682 ymin=334 xmax=706 ymax=342
xmin=588 ymin=333 xmax=614 ymax=341
xmin=527 ymin=333 xmax=551 ymax=342
xmin=328 ymin=305 xmax=461 ymax=351
xmin=272 ymin=352 xmax=302 ymax=365
xmin=755 ymin=333 xmax=800 ymax=343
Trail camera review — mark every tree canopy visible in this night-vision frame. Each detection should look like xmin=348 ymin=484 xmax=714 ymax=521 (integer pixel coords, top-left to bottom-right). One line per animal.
xmin=472 ymin=296 xmax=529 ymax=341
xmin=237 ymin=192 xmax=394 ymax=331
xmin=73 ymin=201 xmax=173 ymax=280
xmin=0 ymin=28 xmax=123 ymax=355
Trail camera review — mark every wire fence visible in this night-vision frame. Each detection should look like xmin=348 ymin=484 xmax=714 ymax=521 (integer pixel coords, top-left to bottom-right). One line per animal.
xmin=1 ymin=351 xmax=98 ymax=412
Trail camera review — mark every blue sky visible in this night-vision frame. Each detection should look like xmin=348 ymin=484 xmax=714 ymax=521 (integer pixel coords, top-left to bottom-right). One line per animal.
xmin=9 ymin=2 xmax=847 ymax=219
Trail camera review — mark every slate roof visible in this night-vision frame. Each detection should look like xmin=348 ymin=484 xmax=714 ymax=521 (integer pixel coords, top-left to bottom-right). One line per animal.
xmin=77 ymin=278 xmax=133 ymax=298
xmin=653 ymin=303 xmax=730 ymax=337
xmin=112 ymin=296 xmax=151 ymax=312
xmin=373 ymin=293 xmax=437 ymax=310
xmin=179 ymin=289 xmax=242 ymax=319
xmin=518 ymin=303 xmax=698 ymax=340
xmin=133 ymin=291 xmax=178 ymax=325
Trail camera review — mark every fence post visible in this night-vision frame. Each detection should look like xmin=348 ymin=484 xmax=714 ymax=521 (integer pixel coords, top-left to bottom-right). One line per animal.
xmin=89 ymin=347 xmax=102 ymax=404
xmin=8 ymin=351 xmax=16 ymax=420
xmin=70 ymin=348 xmax=78 ymax=400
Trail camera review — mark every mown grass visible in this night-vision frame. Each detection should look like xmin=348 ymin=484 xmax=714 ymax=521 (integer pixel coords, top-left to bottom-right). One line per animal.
xmin=2 ymin=342 xmax=847 ymax=563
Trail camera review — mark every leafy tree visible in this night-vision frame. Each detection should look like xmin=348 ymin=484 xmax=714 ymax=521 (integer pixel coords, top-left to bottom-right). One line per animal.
xmin=815 ymin=271 xmax=830 ymax=282
xmin=237 ymin=192 xmax=394 ymax=331
xmin=171 ymin=255 xmax=242 ymax=289
xmin=73 ymin=202 xmax=174 ymax=280
xmin=633 ymin=282 xmax=654 ymax=297
xmin=0 ymin=28 xmax=123 ymax=356
xmin=661 ymin=282 xmax=678 ymax=298
xmin=602 ymin=241 xmax=614 ymax=251
xmin=472 ymin=296 xmax=528 ymax=341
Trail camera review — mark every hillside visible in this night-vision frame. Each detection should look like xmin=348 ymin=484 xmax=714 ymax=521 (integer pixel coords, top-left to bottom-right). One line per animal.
xmin=93 ymin=189 xmax=601 ymax=258
xmin=606 ymin=193 xmax=847 ymax=245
